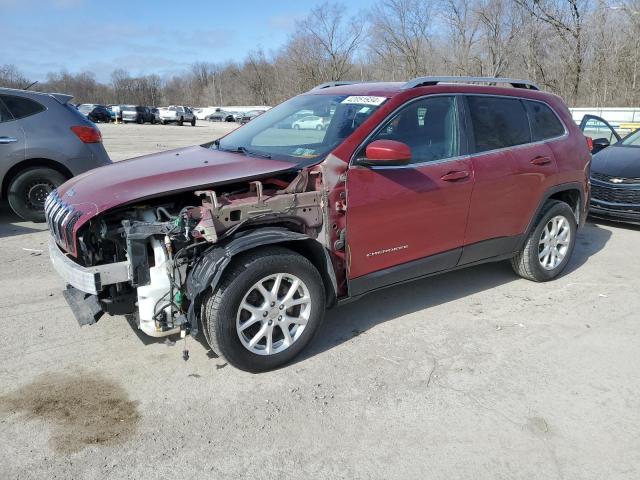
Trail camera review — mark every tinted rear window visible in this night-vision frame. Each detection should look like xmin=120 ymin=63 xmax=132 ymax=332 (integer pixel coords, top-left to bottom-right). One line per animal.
xmin=467 ymin=96 xmax=531 ymax=153
xmin=0 ymin=98 xmax=13 ymax=123
xmin=524 ymin=100 xmax=565 ymax=141
xmin=0 ymin=95 xmax=46 ymax=120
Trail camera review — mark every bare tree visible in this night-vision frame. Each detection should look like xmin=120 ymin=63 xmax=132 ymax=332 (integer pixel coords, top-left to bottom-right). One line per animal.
xmin=286 ymin=2 xmax=363 ymax=87
xmin=514 ymin=0 xmax=590 ymax=104
xmin=367 ymin=0 xmax=434 ymax=78
xmin=0 ymin=64 xmax=30 ymax=89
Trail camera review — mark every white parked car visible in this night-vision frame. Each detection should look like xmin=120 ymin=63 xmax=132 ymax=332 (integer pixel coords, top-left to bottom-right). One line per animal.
xmin=159 ymin=106 xmax=196 ymax=126
xmin=291 ymin=115 xmax=326 ymax=130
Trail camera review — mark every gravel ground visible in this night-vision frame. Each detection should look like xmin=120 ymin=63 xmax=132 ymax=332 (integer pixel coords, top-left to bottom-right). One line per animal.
xmin=0 ymin=122 xmax=639 ymax=479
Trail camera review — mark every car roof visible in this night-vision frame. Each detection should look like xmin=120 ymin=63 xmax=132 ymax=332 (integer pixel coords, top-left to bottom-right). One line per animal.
xmin=306 ymin=79 xmax=559 ymax=103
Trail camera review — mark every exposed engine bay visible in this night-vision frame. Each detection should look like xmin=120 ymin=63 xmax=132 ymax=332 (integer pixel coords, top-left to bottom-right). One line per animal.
xmin=73 ymin=169 xmax=325 ymax=339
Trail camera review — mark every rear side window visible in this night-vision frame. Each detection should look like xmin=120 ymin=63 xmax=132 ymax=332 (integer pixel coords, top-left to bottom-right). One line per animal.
xmin=0 ymin=95 xmax=46 ymax=120
xmin=0 ymin=98 xmax=12 ymax=123
xmin=524 ymin=100 xmax=565 ymax=141
xmin=467 ymin=96 xmax=530 ymax=152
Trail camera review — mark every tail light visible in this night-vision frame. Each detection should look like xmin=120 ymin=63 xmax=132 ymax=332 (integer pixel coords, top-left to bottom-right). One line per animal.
xmin=585 ymin=136 xmax=593 ymax=152
xmin=71 ymin=125 xmax=102 ymax=143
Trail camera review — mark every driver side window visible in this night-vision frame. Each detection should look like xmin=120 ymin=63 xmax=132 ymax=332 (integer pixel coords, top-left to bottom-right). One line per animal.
xmin=371 ymin=96 xmax=460 ymax=164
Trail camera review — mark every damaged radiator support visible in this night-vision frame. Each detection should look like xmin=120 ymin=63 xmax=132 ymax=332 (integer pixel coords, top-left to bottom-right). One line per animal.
xmin=192 ymin=180 xmax=323 ymax=243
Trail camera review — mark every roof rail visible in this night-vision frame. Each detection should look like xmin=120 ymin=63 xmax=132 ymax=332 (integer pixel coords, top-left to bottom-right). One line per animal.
xmin=310 ymin=81 xmax=361 ymax=91
xmin=402 ymin=76 xmax=540 ymax=91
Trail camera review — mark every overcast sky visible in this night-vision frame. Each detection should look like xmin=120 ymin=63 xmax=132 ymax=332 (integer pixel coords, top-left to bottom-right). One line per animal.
xmin=0 ymin=0 xmax=368 ymax=82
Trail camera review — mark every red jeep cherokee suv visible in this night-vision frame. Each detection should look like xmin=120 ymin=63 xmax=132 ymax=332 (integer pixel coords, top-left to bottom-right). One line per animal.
xmin=46 ymin=77 xmax=590 ymax=372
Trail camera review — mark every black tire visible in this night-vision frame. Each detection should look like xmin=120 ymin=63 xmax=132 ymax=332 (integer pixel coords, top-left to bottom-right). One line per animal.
xmin=201 ymin=246 xmax=326 ymax=372
xmin=137 ymin=116 xmax=144 ymax=124
xmin=293 ymin=124 xmax=300 ymax=129
xmin=178 ymin=116 xmax=184 ymax=126
xmin=191 ymin=117 xmax=196 ymax=126
xmin=162 ymin=120 xmax=168 ymax=125
xmin=316 ymin=124 xmax=322 ymax=130
xmin=511 ymin=200 xmax=577 ymax=282
xmin=7 ymin=167 xmax=67 ymax=222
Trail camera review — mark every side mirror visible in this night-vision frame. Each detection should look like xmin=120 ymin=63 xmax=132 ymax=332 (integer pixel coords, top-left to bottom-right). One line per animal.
xmin=361 ymin=139 xmax=412 ymax=166
xmin=591 ymin=137 xmax=610 ymax=154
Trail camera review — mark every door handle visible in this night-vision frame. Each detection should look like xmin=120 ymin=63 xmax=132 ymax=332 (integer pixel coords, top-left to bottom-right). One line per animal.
xmin=0 ymin=136 xmax=18 ymax=144
xmin=441 ymin=170 xmax=470 ymax=182
xmin=530 ymin=156 xmax=552 ymax=166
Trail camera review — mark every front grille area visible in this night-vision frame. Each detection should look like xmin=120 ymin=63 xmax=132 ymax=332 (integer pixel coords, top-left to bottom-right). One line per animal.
xmin=591 ymin=172 xmax=640 ymax=184
xmin=591 ymin=184 xmax=640 ymax=205
xmin=44 ymin=191 xmax=81 ymax=252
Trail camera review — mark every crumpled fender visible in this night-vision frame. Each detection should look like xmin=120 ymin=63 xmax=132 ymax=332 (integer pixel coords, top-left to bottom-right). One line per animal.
xmin=185 ymin=227 xmax=331 ymax=336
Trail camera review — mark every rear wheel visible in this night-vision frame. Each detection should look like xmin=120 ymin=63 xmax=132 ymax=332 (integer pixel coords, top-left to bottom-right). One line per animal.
xmin=201 ymin=247 xmax=326 ymax=372
xmin=7 ymin=167 xmax=67 ymax=222
xmin=191 ymin=117 xmax=196 ymax=126
xmin=511 ymin=200 xmax=577 ymax=282
xmin=178 ymin=116 xmax=184 ymax=126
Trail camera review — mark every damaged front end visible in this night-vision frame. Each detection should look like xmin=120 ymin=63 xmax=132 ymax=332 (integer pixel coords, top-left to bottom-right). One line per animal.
xmin=48 ymin=169 xmax=327 ymax=339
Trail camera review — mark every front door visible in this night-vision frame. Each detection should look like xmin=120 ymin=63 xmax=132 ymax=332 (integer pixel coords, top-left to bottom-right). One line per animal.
xmin=579 ymin=114 xmax=621 ymax=153
xmin=346 ymin=95 xmax=474 ymax=295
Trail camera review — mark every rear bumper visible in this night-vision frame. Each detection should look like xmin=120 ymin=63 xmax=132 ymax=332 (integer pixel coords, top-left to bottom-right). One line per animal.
xmin=48 ymin=237 xmax=130 ymax=294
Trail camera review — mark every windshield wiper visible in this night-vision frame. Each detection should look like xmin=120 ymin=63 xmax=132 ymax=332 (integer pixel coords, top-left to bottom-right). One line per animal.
xmin=220 ymin=145 xmax=272 ymax=159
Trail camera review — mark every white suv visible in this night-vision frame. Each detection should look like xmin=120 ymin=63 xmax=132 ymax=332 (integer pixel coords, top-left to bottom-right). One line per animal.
xmin=159 ymin=106 xmax=196 ymax=126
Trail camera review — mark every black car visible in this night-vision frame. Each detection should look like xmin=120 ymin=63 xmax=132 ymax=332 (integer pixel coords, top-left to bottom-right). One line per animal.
xmin=206 ymin=110 xmax=235 ymax=122
xmin=77 ymin=104 xmax=111 ymax=123
xmin=239 ymin=110 xmax=264 ymax=124
xmin=580 ymin=115 xmax=640 ymax=224
xmin=121 ymin=105 xmax=156 ymax=124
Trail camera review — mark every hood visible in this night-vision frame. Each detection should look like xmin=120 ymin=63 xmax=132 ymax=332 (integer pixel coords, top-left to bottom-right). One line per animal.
xmin=58 ymin=145 xmax=296 ymax=214
xmin=50 ymin=145 xmax=297 ymax=256
xmin=592 ymin=146 xmax=640 ymax=178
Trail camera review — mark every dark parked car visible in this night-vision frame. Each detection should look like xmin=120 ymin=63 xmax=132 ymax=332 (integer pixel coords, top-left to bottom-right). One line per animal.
xmin=239 ymin=109 xmax=264 ymax=124
xmin=0 ymin=88 xmax=111 ymax=221
xmin=77 ymin=104 xmax=111 ymax=123
xmin=46 ymin=77 xmax=589 ymax=372
xmin=122 ymin=105 xmax=156 ymax=124
xmin=579 ymin=115 xmax=640 ymax=224
xmin=207 ymin=110 xmax=235 ymax=122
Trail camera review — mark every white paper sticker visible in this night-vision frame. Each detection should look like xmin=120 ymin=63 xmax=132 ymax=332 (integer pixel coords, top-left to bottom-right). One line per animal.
xmin=341 ymin=96 xmax=387 ymax=106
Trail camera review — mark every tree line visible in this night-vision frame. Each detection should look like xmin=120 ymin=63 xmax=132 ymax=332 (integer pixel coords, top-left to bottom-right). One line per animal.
xmin=2 ymin=0 xmax=639 ymax=108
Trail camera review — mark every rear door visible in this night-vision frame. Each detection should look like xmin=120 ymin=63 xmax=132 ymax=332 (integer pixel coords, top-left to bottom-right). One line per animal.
xmin=346 ymin=95 xmax=474 ymax=292
xmin=0 ymin=95 xmax=26 ymax=183
xmin=461 ymin=96 xmax=561 ymax=263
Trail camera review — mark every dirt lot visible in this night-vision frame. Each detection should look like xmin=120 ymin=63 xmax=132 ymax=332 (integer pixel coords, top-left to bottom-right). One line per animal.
xmin=1 ymin=122 xmax=639 ymax=479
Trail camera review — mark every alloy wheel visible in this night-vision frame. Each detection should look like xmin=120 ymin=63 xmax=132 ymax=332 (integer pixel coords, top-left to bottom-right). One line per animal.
xmin=538 ymin=215 xmax=571 ymax=270
xmin=236 ymin=273 xmax=311 ymax=355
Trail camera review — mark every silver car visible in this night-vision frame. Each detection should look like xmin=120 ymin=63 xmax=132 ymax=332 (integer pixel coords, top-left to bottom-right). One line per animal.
xmin=0 ymin=88 xmax=111 ymax=221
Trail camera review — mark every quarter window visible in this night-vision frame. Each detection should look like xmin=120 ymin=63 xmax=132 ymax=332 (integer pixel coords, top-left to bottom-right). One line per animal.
xmin=523 ymin=100 xmax=565 ymax=141
xmin=0 ymin=95 xmax=45 ymax=120
xmin=467 ymin=96 xmax=530 ymax=152
xmin=369 ymin=96 xmax=460 ymax=164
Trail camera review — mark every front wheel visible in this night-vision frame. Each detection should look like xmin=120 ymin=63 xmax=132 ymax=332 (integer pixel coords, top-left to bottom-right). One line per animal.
xmin=201 ymin=246 xmax=326 ymax=372
xmin=511 ymin=200 xmax=577 ymax=282
xmin=178 ymin=116 xmax=184 ymax=126
xmin=191 ymin=117 xmax=196 ymax=126
xmin=7 ymin=167 xmax=67 ymax=222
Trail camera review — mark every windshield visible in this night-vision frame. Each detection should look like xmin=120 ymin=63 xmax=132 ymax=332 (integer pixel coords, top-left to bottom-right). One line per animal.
xmin=78 ymin=104 xmax=93 ymax=114
xmin=620 ymin=129 xmax=640 ymax=147
xmin=216 ymin=94 xmax=386 ymax=162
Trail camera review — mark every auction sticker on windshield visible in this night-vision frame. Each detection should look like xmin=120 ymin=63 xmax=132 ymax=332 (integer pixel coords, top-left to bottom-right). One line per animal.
xmin=341 ymin=96 xmax=387 ymax=106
